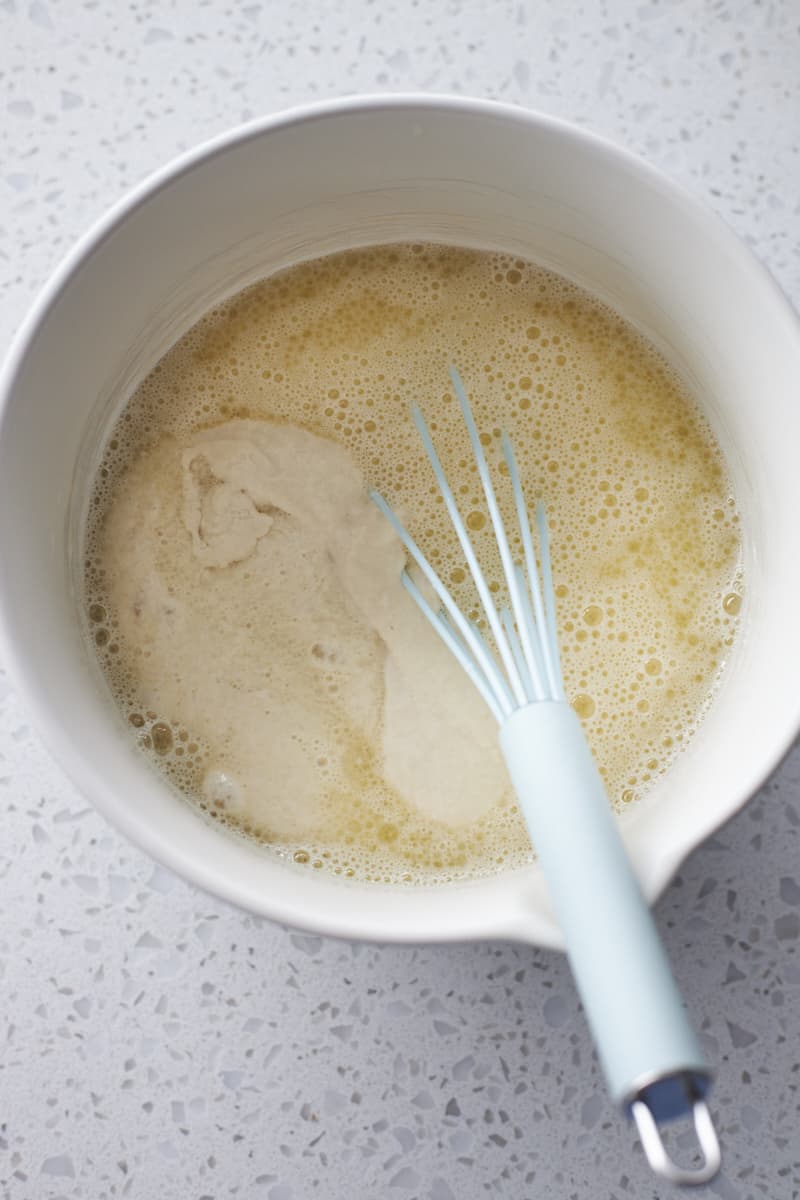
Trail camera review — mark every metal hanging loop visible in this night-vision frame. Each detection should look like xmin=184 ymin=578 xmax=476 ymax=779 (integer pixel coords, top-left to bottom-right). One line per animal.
xmin=632 ymin=1098 xmax=722 ymax=1186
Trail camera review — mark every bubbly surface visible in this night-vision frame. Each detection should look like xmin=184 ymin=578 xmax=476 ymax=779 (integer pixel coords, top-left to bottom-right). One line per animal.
xmin=84 ymin=244 xmax=742 ymax=883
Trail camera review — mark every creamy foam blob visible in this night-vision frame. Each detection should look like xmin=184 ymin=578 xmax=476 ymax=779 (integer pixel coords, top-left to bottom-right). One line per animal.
xmin=100 ymin=418 xmax=507 ymax=844
xmin=84 ymin=244 xmax=743 ymax=883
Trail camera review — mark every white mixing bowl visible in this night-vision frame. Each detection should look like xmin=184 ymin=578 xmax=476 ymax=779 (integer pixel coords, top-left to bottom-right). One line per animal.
xmin=1 ymin=95 xmax=799 ymax=948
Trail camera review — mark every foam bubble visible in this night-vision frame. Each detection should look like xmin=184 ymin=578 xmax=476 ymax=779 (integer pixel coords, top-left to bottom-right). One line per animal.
xmin=202 ymin=769 xmax=245 ymax=813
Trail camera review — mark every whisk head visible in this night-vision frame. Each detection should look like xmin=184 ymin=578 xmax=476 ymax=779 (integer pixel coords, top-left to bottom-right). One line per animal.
xmin=370 ymin=365 xmax=566 ymax=726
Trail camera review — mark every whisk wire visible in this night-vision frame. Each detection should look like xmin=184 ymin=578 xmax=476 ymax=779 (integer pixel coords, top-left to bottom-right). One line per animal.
xmin=400 ymin=569 xmax=506 ymax=725
xmin=410 ymin=401 xmax=527 ymax=708
xmin=502 ymin=429 xmax=563 ymax=701
xmin=512 ymin=564 xmax=550 ymax=701
xmin=370 ymin=487 xmax=514 ymax=718
xmin=536 ymin=499 xmax=566 ymax=701
xmin=500 ymin=607 xmax=536 ymax=701
xmin=446 ymin=368 xmax=533 ymax=707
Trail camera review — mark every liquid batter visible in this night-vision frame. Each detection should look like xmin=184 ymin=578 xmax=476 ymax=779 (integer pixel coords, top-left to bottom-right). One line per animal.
xmin=84 ymin=245 xmax=742 ymax=883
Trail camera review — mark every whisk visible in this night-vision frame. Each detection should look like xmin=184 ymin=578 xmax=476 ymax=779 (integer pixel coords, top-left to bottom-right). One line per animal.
xmin=371 ymin=366 xmax=721 ymax=1186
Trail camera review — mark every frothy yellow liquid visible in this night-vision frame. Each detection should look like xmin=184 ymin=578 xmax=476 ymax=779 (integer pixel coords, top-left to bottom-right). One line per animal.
xmin=84 ymin=245 xmax=742 ymax=883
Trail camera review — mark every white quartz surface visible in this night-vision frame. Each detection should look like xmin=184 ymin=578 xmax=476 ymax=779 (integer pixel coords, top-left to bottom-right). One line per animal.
xmin=2 ymin=2 xmax=800 ymax=1197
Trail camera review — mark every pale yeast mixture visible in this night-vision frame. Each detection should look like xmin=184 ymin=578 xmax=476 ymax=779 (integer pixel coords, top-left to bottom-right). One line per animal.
xmin=85 ymin=245 xmax=742 ymax=883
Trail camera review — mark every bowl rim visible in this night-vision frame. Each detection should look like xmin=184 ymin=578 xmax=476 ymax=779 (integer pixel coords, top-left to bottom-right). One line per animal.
xmin=2 ymin=91 xmax=799 ymax=946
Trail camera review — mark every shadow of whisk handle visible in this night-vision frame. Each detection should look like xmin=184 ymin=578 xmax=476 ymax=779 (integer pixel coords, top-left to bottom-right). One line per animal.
xmin=500 ymin=701 xmax=719 ymax=1181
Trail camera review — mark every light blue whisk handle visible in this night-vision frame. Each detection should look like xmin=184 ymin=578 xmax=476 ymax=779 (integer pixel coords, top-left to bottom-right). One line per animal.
xmin=500 ymin=701 xmax=708 ymax=1116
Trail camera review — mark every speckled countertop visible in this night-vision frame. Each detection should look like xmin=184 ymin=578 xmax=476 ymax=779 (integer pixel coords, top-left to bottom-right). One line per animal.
xmin=2 ymin=3 xmax=800 ymax=1198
